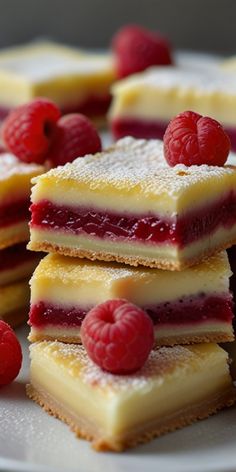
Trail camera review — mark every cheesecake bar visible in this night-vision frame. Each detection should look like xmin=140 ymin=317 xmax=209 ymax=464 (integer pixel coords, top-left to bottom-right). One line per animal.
xmin=0 ymin=242 xmax=41 ymax=286
xmin=26 ymin=342 xmax=236 ymax=451
xmin=0 ymin=279 xmax=30 ymax=327
xmin=29 ymin=251 xmax=234 ymax=345
xmin=109 ymin=67 xmax=236 ymax=151
xmin=29 ymin=137 xmax=236 ymax=271
xmin=0 ymin=153 xmax=43 ymax=249
xmin=0 ymin=41 xmax=116 ymax=123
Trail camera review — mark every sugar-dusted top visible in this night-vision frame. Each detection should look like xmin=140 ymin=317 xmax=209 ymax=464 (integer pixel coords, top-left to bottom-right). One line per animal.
xmin=112 ymin=66 xmax=236 ymax=96
xmin=0 ymin=153 xmax=43 ymax=181
xmin=0 ymin=41 xmax=114 ymax=82
xmin=30 ymin=341 xmax=225 ymax=394
xmin=34 ymin=137 xmax=236 ymax=202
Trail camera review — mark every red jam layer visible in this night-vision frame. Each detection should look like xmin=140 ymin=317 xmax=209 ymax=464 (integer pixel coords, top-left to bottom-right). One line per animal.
xmin=0 ymin=243 xmax=38 ymax=271
xmin=29 ymin=294 xmax=234 ymax=328
xmin=30 ymin=195 xmax=236 ymax=248
xmin=0 ymin=199 xmax=30 ymax=228
xmin=111 ymin=117 xmax=236 ymax=152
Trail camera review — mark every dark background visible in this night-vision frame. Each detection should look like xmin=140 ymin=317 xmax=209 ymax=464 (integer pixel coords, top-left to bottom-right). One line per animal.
xmin=0 ymin=0 xmax=235 ymax=54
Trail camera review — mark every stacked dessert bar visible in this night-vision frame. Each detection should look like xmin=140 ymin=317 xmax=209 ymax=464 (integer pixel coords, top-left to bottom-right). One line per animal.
xmin=26 ymin=137 xmax=236 ymax=451
xmin=0 ymin=153 xmax=43 ymax=327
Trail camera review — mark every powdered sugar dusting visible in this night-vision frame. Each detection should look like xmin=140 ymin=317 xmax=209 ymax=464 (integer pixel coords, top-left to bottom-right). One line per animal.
xmin=0 ymin=153 xmax=43 ymax=180
xmin=31 ymin=342 xmax=199 ymax=393
xmin=37 ymin=137 xmax=236 ymax=200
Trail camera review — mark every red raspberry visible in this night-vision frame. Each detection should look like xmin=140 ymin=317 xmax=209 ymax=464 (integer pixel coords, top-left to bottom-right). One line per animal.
xmin=0 ymin=321 xmax=22 ymax=386
xmin=163 ymin=111 xmax=231 ymax=167
xmin=81 ymin=299 xmax=154 ymax=374
xmin=1 ymin=98 xmax=61 ymax=164
xmin=112 ymin=25 xmax=173 ymax=79
xmin=48 ymin=113 xmax=102 ymax=166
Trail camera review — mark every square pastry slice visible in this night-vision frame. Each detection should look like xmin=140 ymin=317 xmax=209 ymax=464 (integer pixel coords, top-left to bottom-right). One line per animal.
xmin=0 ymin=279 xmax=30 ymax=328
xmin=0 ymin=153 xmax=43 ymax=249
xmin=0 ymin=41 xmax=116 ymax=122
xmin=26 ymin=342 xmax=236 ymax=452
xmin=29 ymin=251 xmax=234 ymax=345
xmin=0 ymin=242 xmax=41 ymax=286
xmin=29 ymin=137 xmax=236 ymax=270
xmin=109 ymin=67 xmax=236 ymax=150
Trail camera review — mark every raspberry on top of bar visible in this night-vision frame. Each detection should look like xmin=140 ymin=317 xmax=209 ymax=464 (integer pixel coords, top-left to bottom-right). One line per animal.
xmin=0 ymin=41 xmax=116 ymax=120
xmin=0 ymin=153 xmax=43 ymax=249
xmin=29 ymin=137 xmax=236 ymax=270
xmin=29 ymin=251 xmax=234 ymax=345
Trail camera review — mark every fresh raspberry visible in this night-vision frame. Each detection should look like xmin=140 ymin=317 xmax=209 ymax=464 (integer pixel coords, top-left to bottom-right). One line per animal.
xmin=1 ymin=98 xmax=61 ymax=164
xmin=48 ymin=113 xmax=102 ymax=166
xmin=163 ymin=111 xmax=231 ymax=167
xmin=112 ymin=25 xmax=173 ymax=79
xmin=0 ymin=321 xmax=22 ymax=386
xmin=81 ymin=299 xmax=154 ymax=374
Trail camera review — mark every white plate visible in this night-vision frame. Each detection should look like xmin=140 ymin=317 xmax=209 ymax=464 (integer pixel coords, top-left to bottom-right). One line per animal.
xmin=0 ymin=325 xmax=236 ymax=472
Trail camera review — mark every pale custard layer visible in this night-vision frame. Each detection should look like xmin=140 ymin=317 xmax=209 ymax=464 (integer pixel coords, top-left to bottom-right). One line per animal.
xmin=31 ymin=251 xmax=231 ymax=307
xmin=30 ymin=138 xmax=236 ymax=217
xmin=110 ymin=67 xmax=236 ymax=126
xmin=0 ymin=41 xmax=115 ymax=108
xmin=28 ymin=342 xmax=235 ymax=449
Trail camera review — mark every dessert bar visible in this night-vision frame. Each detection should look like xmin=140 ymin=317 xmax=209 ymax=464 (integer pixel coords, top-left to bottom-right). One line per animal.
xmin=0 ymin=41 xmax=116 ymax=122
xmin=0 ymin=279 xmax=30 ymax=327
xmin=29 ymin=137 xmax=236 ymax=270
xmin=27 ymin=341 xmax=236 ymax=451
xmin=0 ymin=153 xmax=43 ymax=249
xmin=109 ymin=67 xmax=236 ymax=150
xmin=29 ymin=251 xmax=234 ymax=345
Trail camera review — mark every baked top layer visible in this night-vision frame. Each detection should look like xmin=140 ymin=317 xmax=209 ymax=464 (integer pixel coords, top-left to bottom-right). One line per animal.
xmin=0 ymin=153 xmax=43 ymax=180
xmin=0 ymin=41 xmax=114 ymax=83
xmin=29 ymin=341 xmax=229 ymax=394
xmin=31 ymin=137 xmax=236 ymax=216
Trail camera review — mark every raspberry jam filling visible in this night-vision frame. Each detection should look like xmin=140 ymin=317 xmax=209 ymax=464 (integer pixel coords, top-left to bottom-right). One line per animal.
xmin=31 ymin=194 xmax=236 ymax=248
xmin=0 ymin=243 xmax=38 ymax=271
xmin=111 ymin=117 xmax=236 ymax=152
xmin=29 ymin=294 xmax=233 ymax=329
xmin=0 ymin=199 xmax=30 ymax=228
xmin=62 ymin=94 xmax=111 ymax=119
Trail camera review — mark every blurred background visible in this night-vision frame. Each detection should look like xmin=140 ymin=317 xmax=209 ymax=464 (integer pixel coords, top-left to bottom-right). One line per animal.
xmin=0 ymin=0 xmax=234 ymax=54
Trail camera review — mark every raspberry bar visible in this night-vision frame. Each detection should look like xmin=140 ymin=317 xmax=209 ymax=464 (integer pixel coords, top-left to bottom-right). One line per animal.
xmin=0 ymin=243 xmax=41 ymax=286
xmin=29 ymin=137 xmax=236 ymax=270
xmin=0 ymin=41 xmax=115 ymax=123
xmin=29 ymin=251 xmax=234 ymax=345
xmin=0 ymin=153 xmax=43 ymax=249
xmin=110 ymin=67 xmax=236 ymax=150
xmin=0 ymin=279 xmax=30 ymax=327
xmin=26 ymin=341 xmax=236 ymax=451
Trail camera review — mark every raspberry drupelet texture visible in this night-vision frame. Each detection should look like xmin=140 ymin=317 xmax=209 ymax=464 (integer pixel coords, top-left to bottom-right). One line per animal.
xmin=81 ymin=299 xmax=154 ymax=375
xmin=1 ymin=98 xmax=61 ymax=164
xmin=112 ymin=24 xmax=173 ymax=79
xmin=0 ymin=321 xmax=22 ymax=386
xmin=47 ymin=113 xmax=102 ymax=166
xmin=163 ymin=111 xmax=231 ymax=167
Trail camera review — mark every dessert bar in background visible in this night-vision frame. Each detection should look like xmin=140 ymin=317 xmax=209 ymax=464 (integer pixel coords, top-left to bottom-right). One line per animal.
xmin=0 ymin=41 xmax=116 ymax=123
xmin=29 ymin=251 xmax=234 ymax=345
xmin=0 ymin=279 xmax=30 ymax=328
xmin=29 ymin=137 xmax=236 ymax=271
xmin=109 ymin=67 xmax=236 ymax=150
xmin=27 ymin=341 xmax=236 ymax=451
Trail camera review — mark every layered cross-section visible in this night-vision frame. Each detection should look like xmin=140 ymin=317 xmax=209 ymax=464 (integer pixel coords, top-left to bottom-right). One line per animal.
xmin=29 ymin=251 xmax=234 ymax=345
xmin=0 ymin=242 xmax=41 ymax=286
xmin=109 ymin=68 xmax=236 ymax=150
xmin=29 ymin=137 xmax=236 ymax=270
xmin=0 ymin=41 xmax=116 ymax=123
xmin=0 ymin=153 xmax=43 ymax=249
xmin=26 ymin=342 xmax=236 ymax=451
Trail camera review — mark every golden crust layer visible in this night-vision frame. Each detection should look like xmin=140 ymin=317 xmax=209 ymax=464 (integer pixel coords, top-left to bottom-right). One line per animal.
xmin=26 ymin=383 xmax=236 ymax=452
xmin=28 ymin=237 xmax=236 ymax=271
xmin=28 ymin=330 xmax=234 ymax=346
